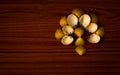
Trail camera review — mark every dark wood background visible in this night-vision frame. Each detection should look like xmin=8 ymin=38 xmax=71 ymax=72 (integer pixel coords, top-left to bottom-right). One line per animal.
xmin=0 ymin=0 xmax=120 ymax=75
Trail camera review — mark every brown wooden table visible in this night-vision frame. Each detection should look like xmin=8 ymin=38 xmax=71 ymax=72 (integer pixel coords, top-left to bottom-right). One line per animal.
xmin=0 ymin=0 xmax=120 ymax=75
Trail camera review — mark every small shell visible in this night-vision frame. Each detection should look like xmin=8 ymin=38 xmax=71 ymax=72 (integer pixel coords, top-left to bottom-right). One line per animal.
xmin=96 ymin=27 xmax=104 ymax=37
xmin=75 ymin=37 xmax=85 ymax=46
xmin=90 ymin=13 xmax=98 ymax=23
xmin=87 ymin=23 xmax=98 ymax=33
xmin=75 ymin=46 xmax=86 ymax=56
xmin=55 ymin=28 xmax=64 ymax=40
xmin=61 ymin=35 xmax=74 ymax=45
xmin=74 ymin=27 xmax=84 ymax=37
xmin=72 ymin=8 xmax=84 ymax=18
xmin=59 ymin=16 xmax=67 ymax=27
xmin=88 ymin=33 xmax=101 ymax=44
xmin=79 ymin=14 xmax=91 ymax=28
xmin=62 ymin=25 xmax=74 ymax=35
xmin=67 ymin=14 xmax=78 ymax=27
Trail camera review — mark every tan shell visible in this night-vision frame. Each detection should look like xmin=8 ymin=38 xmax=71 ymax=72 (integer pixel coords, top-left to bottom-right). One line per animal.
xmin=74 ymin=27 xmax=84 ymax=37
xmin=55 ymin=28 xmax=64 ymax=40
xmin=61 ymin=35 xmax=74 ymax=45
xmin=67 ymin=14 xmax=78 ymax=27
xmin=59 ymin=16 xmax=67 ymax=27
xmin=72 ymin=8 xmax=84 ymax=18
xmin=79 ymin=14 xmax=91 ymax=28
xmin=90 ymin=13 xmax=98 ymax=23
xmin=62 ymin=25 xmax=74 ymax=35
xmin=75 ymin=38 xmax=85 ymax=46
xmin=96 ymin=27 xmax=104 ymax=37
xmin=75 ymin=46 xmax=86 ymax=56
xmin=87 ymin=23 xmax=98 ymax=33
xmin=88 ymin=33 xmax=101 ymax=44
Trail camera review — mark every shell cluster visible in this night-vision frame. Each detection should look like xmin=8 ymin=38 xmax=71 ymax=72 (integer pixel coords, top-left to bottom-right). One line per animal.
xmin=55 ymin=8 xmax=104 ymax=56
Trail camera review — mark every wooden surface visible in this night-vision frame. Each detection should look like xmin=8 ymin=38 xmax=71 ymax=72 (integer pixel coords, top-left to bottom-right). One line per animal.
xmin=0 ymin=0 xmax=120 ymax=75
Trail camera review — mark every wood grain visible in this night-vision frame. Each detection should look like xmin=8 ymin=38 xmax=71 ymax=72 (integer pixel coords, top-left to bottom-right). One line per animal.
xmin=0 ymin=0 xmax=120 ymax=75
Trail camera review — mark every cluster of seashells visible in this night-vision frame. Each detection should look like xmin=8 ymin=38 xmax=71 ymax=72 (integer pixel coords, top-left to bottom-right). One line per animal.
xmin=55 ymin=8 xmax=104 ymax=56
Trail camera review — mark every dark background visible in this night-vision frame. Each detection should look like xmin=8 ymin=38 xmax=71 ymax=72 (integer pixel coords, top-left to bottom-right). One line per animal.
xmin=0 ymin=0 xmax=120 ymax=75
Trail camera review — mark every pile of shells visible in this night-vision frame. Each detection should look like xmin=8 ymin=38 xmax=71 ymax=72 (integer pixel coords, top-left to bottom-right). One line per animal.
xmin=55 ymin=8 xmax=104 ymax=56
